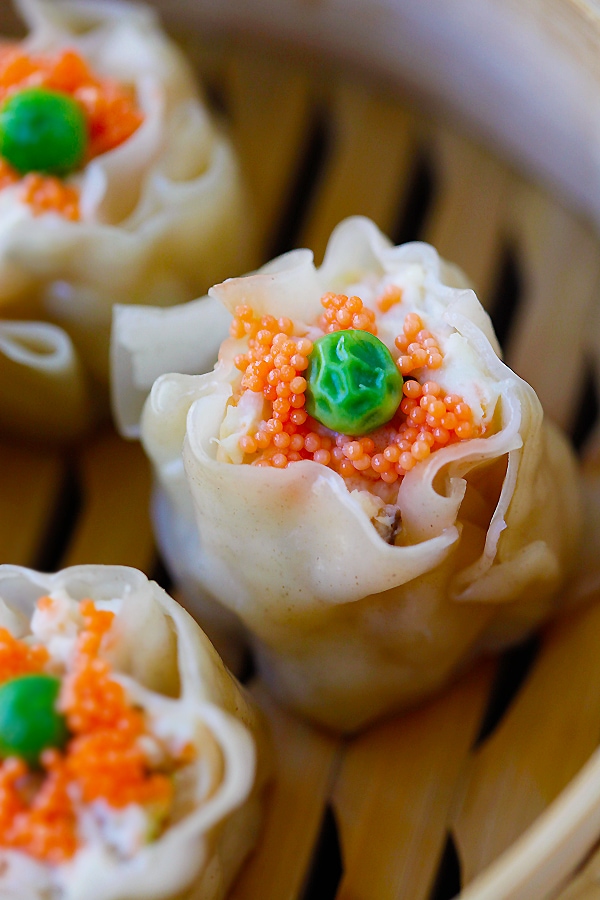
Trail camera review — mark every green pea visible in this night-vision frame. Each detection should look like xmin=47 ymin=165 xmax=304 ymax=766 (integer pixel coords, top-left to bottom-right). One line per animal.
xmin=0 ymin=87 xmax=88 ymax=176
xmin=0 ymin=674 xmax=69 ymax=767
xmin=306 ymin=329 xmax=403 ymax=435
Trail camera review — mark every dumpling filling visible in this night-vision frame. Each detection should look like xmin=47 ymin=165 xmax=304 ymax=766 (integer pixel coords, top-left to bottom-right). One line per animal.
xmin=0 ymin=591 xmax=193 ymax=866
xmin=0 ymin=44 xmax=143 ymax=219
xmin=221 ymin=274 xmax=496 ymax=524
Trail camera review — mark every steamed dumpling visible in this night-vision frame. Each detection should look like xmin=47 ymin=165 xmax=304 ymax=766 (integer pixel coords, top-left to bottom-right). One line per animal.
xmin=0 ymin=563 xmax=269 ymax=899
xmin=116 ymin=216 xmax=581 ymax=733
xmin=0 ymin=0 xmax=246 ymax=440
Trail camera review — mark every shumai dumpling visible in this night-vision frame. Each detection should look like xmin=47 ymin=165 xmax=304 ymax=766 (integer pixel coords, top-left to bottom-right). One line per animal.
xmin=0 ymin=563 xmax=269 ymax=899
xmin=0 ymin=0 xmax=246 ymax=441
xmin=115 ymin=216 xmax=581 ymax=733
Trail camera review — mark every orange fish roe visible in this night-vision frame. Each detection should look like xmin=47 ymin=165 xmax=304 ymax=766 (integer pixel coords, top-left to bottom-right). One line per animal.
xmin=231 ymin=305 xmax=312 ymax=454
xmin=0 ymin=46 xmax=144 ymax=218
xmin=0 ymin=751 xmax=78 ymax=864
xmin=0 ymin=47 xmax=143 ymax=157
xmin=394 ymin=312 xmax=443 ymax=374
xmin=60 ymin=600 xmax=172 ymax=809
xmin=376 ymin=284 xmax=403 ymax=313
xmin=230 ymin=296 xmax=484 ymax=480
xmin=21 ymin=172 xmax=80 ymax=220
xmin=0 ymin=598 xmax=174 ymax=863
xmin=231 ymin=294 xmax=382 ymax=466
xmin=318 ymin=293 xmax=377 ymax=334
xmin=0 ymin=759 xmax=28 ymax=850
xmin=328 ymin=380 xmax=482 ymax=484
xmin=0 ymin=158 xmax=18 ymax=191
xmin=0 ymin=161 xmax=79 ymax=219
xmin=67 ymin=731 xmax=172 ymax=810
xmin=73 ymin=71 xmax=144 ymax=161
xmin=0 ymin=627 xmax=48 ymax=684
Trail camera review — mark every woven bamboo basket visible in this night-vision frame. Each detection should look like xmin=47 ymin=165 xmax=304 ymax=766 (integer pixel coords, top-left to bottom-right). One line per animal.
xmin=2 ymin=0 xmax=600 ymax=897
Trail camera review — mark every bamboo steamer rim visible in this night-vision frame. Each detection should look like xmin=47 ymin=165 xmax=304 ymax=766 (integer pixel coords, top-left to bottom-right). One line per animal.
xmin=157 ymin=0 xmax=600 ymax=232
xmin=457 ymin=743 xmax=600 ymax=899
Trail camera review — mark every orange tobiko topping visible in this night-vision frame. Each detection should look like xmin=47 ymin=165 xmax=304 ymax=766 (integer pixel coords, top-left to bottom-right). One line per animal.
xmin=0 ymin=47 xmax=143 ymax=156
xmin=59 ymin=600 xmax=172 ymax=809
xmin=376 ymin=284 xmax=403 ymax=313
xmin=0 ymin=626 xmax=48 ymax=684
xmin=0 ymin=598 xmax=174 ymax=863
xmin=231 ymin=293 xmax=381 ymax=468
xmin=231 ymin=305 xmax=311 ymax=437
xmin=67 ymin=731 xmax=172 ymax=809
xmin=0 ymin=751 xmax=78 ymax=864
xmin=0 ymin=158 xmax=18 ymax=191
xmin=77 ymin=78 xmax=144 ymax=160
xmin=0 ymin=160 xmax=80 ymax=219
xmin=230 ymin=296 xmax=484 ymax=480
xmin=327 ymin=380 xmax=481 ymax=483
xmin=318 ymin=292 xmax=377 ymax=334
xmin=394 ymin=312 xmax=443 ymax=374
xmin=0 ymin=46 xmax=144 ymax=219
xmin=20 ymin=172 xmax=80 ymax=220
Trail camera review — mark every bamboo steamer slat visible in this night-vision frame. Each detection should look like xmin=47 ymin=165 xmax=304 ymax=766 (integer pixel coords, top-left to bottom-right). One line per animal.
xmin=454 ymin=743 xmax=600 ymax=900
xmin=0 ymin=440 xmax=63 ymax=566
xmin=225 ymin=50 xmax=313 ymax=262
xmin=422 ymin=128 xmax=509 ymax=306
xmin=331 ymin=660 xmax=495 ymax=900
xmin=500 ymin=183 xmax=600 ymax=429
xmin=230 ymin=683 xmax=340 ymax=900
xmin=61 ymin=429 xmax=155 ymax=573
xmin=556 ymin=846 xmax=600 ymax=899
xmin=297 ymin=80 xmax=418 ymax=264
xmin=452 ymin=599 xmax=600 ymax=886
xmin=1 ymin=1 xmax=600 ymax=897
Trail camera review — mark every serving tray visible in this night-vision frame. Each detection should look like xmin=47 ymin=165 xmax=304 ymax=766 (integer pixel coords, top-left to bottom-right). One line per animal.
xmin=2 ymin=5 xmax=600 ymax=898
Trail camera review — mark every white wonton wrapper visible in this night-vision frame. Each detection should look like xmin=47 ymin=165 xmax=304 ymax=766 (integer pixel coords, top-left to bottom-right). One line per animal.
xmin=0 ymin=564 xmax=270 ymax=900
xmin=129 ymin=216 xmax=580 ymax=733
xmin=0 ymin=0 xmax=248 ymax=441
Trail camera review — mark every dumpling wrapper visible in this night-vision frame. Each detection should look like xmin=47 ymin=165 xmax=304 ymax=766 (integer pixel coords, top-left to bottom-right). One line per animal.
xmin=131 ymin=216 xmax=580 ymax=733
xmin=0 ymin=563 xmax=270 ymax=900
xmin=0 ymin=0 xmax=247 ymax=441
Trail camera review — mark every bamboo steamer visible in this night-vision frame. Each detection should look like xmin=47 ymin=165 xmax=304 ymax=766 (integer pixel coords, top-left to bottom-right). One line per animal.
xmin=2 ymin=1 xmax=600 ymax=898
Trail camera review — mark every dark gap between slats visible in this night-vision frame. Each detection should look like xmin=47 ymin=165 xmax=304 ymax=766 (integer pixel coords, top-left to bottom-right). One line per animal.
xmin=267 ymin=106 xmax=331 ymax=260
xmin=569 ymin=361 xmax=599 ymax=455
xmin=473 ymin=634 xmax=541 ymax=749
xmin=149 ymin=553 xmax=174 ymax=595
xmin=391 ymin=148 xmax=437 ymax=245
xmin=33 ymin=459 xmax=82 ymax=573
xmin=428 ymin=833 xmax=462 ymax=900
xmin=202 ymin=76 xmax=230 ymax=120
xmin=487 ymin=243 xmax=524 ymax=353
xmin=301 ymin=804 xmax=343 ymax=900
xmin=236 ymin=646 xmax=257 ymax=685
xmin=165 ymin=24 xmax=230 ymax=119
xmin=0 ymin=9 xmax=24 ymax=37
